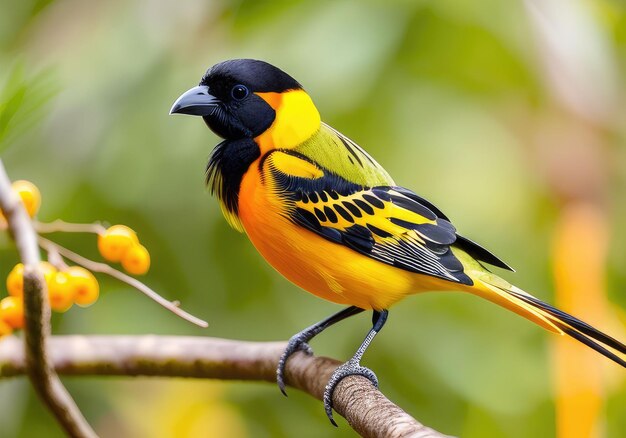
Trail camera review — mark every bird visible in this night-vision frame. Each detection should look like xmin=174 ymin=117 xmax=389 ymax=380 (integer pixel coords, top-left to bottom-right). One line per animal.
xmin=170 ymin=58 xmax=626 ymax=425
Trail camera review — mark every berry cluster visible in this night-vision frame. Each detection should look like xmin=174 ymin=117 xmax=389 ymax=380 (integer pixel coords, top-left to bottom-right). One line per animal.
xmin=0 ymin=262 xmax=100 ymax=335
xmin=98 ymin=225 xmax=150 ymax=275
xmin=1 ymin=179 xmax=152 ymax=338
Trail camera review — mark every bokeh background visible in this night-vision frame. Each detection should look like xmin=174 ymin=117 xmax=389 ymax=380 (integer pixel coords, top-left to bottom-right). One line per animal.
xmin=1 ymin=0 xmax=626 ymax=436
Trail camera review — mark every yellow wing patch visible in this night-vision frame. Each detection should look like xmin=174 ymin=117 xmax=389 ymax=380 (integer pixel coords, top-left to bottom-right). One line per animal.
xmin=294 ymin=190 xmax=435 ymax=246
xmin=267 ymin=150 xmax=324 ymax=180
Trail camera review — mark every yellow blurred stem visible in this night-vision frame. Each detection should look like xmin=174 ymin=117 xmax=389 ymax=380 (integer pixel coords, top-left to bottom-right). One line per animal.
xmin=552 ymin=203 xmax=608 ymax=438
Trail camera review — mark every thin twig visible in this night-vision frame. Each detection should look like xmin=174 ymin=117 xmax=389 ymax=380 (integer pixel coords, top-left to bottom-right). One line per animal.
xmin=0 ymin=160 xmax=97 ymax=438
xmin=45 ymin=244 xmax=69 ymax=271
xmin=37 ymin=236 xmax=208 ymax=328
xmin=35 ymin=219 xmax=106 ymax=234
xmin=0 ymin=335 xmax=452 ymax=438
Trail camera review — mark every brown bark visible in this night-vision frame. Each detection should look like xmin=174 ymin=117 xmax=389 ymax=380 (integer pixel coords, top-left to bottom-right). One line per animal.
xmin=0 ymin=335 xmax=452 ymax=438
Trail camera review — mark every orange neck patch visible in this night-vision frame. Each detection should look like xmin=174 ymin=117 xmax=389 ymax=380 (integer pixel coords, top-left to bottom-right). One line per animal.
xmin=255 ymin=90 xmax=321 ymax=153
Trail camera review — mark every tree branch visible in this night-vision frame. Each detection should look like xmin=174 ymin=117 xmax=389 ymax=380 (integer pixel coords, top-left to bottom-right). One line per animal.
xmin=0 ymin=160 xmax=96 ymax=438
xmin=0 ymin=335 xmax=452 ymax=438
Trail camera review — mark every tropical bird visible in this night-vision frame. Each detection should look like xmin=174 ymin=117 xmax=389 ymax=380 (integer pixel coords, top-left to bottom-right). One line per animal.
xmin=170 ymin=59 xmax=626 ymax=425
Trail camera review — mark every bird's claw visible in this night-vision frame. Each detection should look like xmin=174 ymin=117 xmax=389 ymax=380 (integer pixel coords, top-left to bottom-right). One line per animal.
xmin=323 ymin=359 xmax=379 ymax=426
xmin=277 ymin=335 xmax=314 ymax=396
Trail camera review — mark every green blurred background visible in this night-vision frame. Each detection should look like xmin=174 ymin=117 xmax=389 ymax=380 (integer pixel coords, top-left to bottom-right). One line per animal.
xmin=1 ymin=0 xmax=626 ymax=436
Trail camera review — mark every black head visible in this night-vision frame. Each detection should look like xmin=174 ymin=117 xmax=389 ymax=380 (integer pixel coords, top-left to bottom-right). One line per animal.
xmin=170 ymin=59 xmax=302 ymax=139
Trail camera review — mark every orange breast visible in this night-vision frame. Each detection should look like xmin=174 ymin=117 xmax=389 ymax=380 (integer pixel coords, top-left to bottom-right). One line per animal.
xmin=237 ymin=160 xmax=446 ymax=310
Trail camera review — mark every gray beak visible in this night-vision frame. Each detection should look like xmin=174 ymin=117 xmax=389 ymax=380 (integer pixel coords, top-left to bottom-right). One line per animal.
xmin=170 ymin=85 xmax=220 ymax=116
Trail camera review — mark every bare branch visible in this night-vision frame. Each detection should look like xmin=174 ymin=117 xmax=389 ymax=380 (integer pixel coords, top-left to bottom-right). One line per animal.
xmin=0 ymin=160 xmax=96 ymax=438
xmin=35 ymin=219 xmax=106 ymax=235
xmin=37 ymin=236 xmax=208 ymax=328
xmin=0 ymin=335 xmax=452 ymax=438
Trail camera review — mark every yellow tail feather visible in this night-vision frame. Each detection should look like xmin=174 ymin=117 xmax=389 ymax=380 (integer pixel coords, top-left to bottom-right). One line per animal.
xmin=471 ymin=272 xmax=564 ymax=334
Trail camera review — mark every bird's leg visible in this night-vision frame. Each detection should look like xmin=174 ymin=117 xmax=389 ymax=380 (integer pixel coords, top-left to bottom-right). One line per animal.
xmin=277 ymin=305 xmax=364 ymax=395
xmin=323 ymin=309 xmax=389 ymax=426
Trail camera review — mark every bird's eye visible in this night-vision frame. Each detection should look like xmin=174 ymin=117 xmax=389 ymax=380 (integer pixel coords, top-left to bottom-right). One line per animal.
xmin=231 ymin=84 xmax=249 ymax=100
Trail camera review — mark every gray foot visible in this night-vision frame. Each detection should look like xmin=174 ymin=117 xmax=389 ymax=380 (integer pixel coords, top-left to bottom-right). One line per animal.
xmin=277 ymin=334 xmax=314 ymax=396
xmin=323 ymin=359 xmax=379 ymax=426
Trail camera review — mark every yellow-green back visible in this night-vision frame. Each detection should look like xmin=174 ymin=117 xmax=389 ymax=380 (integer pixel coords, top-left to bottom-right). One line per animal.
xmin=294 ymin=123 xmax=394 ymax=187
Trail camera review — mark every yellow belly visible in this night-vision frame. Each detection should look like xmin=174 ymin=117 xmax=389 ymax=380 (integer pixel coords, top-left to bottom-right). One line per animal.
xmin=237 ymin=164 xmax=448 ymax=310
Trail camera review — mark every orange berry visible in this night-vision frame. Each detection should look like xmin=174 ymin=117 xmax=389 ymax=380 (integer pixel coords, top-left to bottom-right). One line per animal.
xmin=7 ymin=262 xmax=57 ymax=298
xmin=0 ymin=319 xmax=12 ymax=337
xmin=7 ymin=263 xmax=24 ymax=297
xmin=121 ymin=243 xmax=150 ymax=275
xmin=66 ymin=266 xmax=99 ymax=307
xmin=39 ymin=261 xmax=58 ymax=284
xmin=47 ymin=272 xmax=75 ymax=312
xmin=98 ymin=225 xmax=139 ymax=262
xmin=12 ymin=180 xmax=41 ymax=217
xmin=0 ymin=296 xmax=24 ymax=329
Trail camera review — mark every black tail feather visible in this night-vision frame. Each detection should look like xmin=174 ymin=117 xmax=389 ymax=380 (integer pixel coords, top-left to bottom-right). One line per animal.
xmin=508 ymin=290 xmax=626 ymax=368
xmin=562 ymin=327 xmax=626 ymax=368
xmin=536 ymin=299 xmax=626 ymax=355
